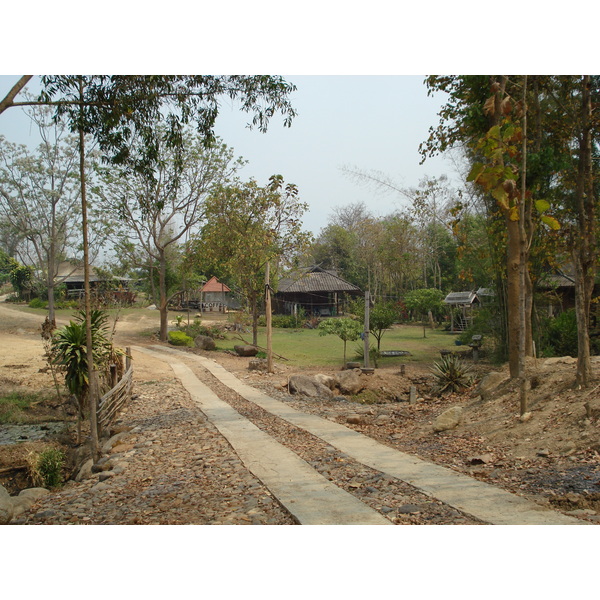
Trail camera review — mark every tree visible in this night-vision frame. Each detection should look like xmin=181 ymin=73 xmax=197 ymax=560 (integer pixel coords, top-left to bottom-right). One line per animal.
xmin=318 ymin=317 xmax=363 ymax=366
xmin=350 ymin=297 xmax=399 ymax=350
xmin=195 ymin=175 xmax=311 ymax=345
xmin=404 ymin=288 xmax=445 ymax=337
xmin=0 ymin=106 xmax=104 ymax=322
xmin=96 ymin=129 xmax=243 ymax=340
xmin=1 ymin=74 xmax=298 ymax=459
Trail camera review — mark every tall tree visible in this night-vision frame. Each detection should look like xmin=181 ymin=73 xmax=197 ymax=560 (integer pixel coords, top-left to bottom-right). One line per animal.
xmin=195 ymin=175 xmax=311 ymax=345
xmin=0 ymin=106 xmax=104 ymax=322
xmin=96 ymin=129 xmax=243 ymax=340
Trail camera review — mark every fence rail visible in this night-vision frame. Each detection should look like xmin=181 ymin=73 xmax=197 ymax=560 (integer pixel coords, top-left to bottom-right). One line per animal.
xmin=97 ymin=349 xmax=133 ymax=434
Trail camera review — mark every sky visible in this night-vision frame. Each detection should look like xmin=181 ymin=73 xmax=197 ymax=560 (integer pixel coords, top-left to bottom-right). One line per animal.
xmin=0 ymin=75 xmax=453 ymax=235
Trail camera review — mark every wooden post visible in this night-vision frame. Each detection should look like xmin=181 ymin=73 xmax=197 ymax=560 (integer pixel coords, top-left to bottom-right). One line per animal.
xmin=265 ymin=261 xmax=273 ymax=373
xmin=409 ymin=386 xmax=417 ymax=405
xmin=110 ymin=364 xmax=118 ymax=388
xmin=126 ymin=347 xmax=131 ymax=371
xmin=363 ymin=290 xmax=370 ymax=369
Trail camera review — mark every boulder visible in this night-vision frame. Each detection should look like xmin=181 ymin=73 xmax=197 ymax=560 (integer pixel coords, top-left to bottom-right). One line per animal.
xmin=288 ymin=375 xmax=334 ymax=399
xmin=11 ymin=489 xmax=49 ymax=518
xmin=75 ymin=458 xmax=94 ymax=481
xmin=337 ymin=369 xmax=364 ymax=395
xmin=477 ymin=371 xmax=507 ymax=400
xmin=194 ymin=335 xmax=216 ymax=351
xmin=313 ymin=374 xmax=338 ymax=390
xmin=234 ymin=345 xmax=258 ymax=357
xmin=433 ymin=406 xmax=463 ymax=432
xmin=0 ymin=484 xmax=14 ymax=525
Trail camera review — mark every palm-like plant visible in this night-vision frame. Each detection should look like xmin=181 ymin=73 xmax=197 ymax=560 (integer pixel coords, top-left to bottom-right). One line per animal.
xmin=51 ymin=309 xmax=113 ymax=440
xmin=430 ymin=353 xmax=473 ymax=396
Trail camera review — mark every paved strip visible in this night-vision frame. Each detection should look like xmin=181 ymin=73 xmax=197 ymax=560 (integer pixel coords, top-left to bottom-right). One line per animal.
xmin=148 ymin=346 xmax=584 ymax=526
xmin=132 ymin=346 xmax=389 ymax=525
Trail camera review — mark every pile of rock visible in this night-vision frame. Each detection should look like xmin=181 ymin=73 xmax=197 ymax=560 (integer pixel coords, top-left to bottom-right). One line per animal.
xmin=287 ymin=369 xmax=365 ymax=399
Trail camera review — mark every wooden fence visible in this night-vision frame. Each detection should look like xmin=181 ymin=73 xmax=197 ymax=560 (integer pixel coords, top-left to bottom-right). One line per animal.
xmin=97 ymin=348 xmax=133 ymax=435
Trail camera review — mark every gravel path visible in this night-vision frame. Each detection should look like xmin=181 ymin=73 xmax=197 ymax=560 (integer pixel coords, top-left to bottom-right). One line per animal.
xmin=17 ymin=378 xmax=295 ymax=525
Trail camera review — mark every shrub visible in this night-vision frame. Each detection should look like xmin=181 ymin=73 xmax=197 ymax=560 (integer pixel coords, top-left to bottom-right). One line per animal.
xmin=29 ymin=297 xmax=48 ymax=309
xmin=539 ymin=309 xmax=578 ymax=357
xmin=430 ymin=353 xmax=473 ymax=396
xmin=168 ymin=330 xmax=194 ymax=347
xmin=27 ymin=447 xmax=65 ymax=488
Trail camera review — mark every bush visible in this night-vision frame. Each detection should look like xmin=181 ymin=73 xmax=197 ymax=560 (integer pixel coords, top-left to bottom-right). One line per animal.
xmin=168 ymin=330 xmax=194 ymax=347
xmin=27 ymin=447 xmax=65 ymax=488
xmin=539 ymin=309 xmax=579 ymax=357
xmin=29 ymin=297 xmax=48 ymax=309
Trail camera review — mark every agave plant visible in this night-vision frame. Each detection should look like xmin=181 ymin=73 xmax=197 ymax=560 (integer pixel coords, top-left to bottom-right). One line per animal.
xmin=430 ymin=353 xmax=473 ymax=396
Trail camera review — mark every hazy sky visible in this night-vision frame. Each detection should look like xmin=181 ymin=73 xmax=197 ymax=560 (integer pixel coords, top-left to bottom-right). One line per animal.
xmin=0 ymin=75 xmax=453 ymax=235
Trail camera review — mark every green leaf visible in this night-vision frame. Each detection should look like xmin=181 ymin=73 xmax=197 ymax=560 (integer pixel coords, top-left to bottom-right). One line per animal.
xmin=491 ymin=186 xmax=510 ymax=210
xmin=535 ymin=199 xmax=550 ymax=213
xmin=541 ymin=214 xmax=560 ymax=230
xmin=467 ymin=162 xmax=485 ymax=183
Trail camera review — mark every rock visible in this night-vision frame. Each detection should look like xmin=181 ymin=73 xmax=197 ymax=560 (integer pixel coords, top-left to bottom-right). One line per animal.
xmin=467 ymin=454 xmax=494 ymax=465
xmin=146 ymin=304 xmax=157 ymax=310
xmin=398 ymin=504 xmax=421 ymax=514
xmin=433 ymin=406 xmax=463 ymax=432
xmin=0 ymin=484 xmax=14 ymax=525
xmin=76 ymin=458 xmax=94 ymax=481
xmin=19 ymin=488 xmax=50 ymax=501
xmin=542 ymin=356 xmax=576 ymax=367
xmin=536 ymin=449 xmax=551 ymax=458
xmin=111 ymin=443 xmax=135 ymax=454
xmin=194 ymin=335 xmax=216 ymax=351
xmin=477 ymin=371 xmax=507 ymax=400
xmin=346 ymin=414 xmax=363 ymax=425
xmin=313 ymin=374 xmax=338 ymax=390
xmin=337 ymin=369 xmax=364 ymax=395
xmin=234 ymin=345 xmax=258 ymax=357
xmin=519 ymin=412 xmax=532 ymax=422
xmin=248 ymin=359 xmax=268 ymax=371
xmin=101 ymin=431 xmax=129 ymax=453
xmin=288 ymin=375 xmax=333 ymax=399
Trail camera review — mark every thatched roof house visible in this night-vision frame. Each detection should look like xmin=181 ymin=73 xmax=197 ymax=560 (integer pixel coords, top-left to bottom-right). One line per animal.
xmin=274 ymin=266 xmax=361 ymax=316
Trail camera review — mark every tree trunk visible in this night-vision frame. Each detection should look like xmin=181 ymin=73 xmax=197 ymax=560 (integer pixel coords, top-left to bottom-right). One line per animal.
xmin=574 ymin=76 xmax=595 ymax=388
xmin=506 ymin=217 xmax=521 ymax=378
xmin=78 ymin=79 xmax=99 ymax=461
xmin=158 ymin=248 xmax=168 ymax=342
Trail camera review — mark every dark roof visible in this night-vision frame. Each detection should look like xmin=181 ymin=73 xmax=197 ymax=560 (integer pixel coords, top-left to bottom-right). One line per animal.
xmin=277 ymin=266 xmax=361 ymax=294
xmin=444 ymin=291 xmax=479 ymax=305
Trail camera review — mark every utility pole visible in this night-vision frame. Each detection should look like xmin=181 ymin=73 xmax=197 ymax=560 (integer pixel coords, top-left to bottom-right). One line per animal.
xmin=363 ymin=290 xmax=370 ymax=369
xmin=265 ymin=260 xmax=273 ymax=373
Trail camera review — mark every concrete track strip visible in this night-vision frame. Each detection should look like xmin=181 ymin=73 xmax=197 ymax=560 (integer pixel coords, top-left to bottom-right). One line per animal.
xmin=145 ymin=346 xmax=583 ymax=526
xmin=132 ymin=346 xmax=389 ymax=525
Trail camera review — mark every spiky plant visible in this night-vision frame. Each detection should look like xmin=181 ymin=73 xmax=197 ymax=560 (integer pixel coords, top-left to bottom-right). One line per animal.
xmin=430 ymin=353 xmax=473 ymax=396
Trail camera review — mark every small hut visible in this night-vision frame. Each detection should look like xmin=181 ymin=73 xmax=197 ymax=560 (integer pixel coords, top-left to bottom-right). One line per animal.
xmin=444 ymin=291 xmax=480 ymax=332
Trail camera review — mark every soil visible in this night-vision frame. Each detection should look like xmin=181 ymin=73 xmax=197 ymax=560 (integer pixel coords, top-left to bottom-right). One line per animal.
xmin=1 ymin=300 xmax=599 ymax=523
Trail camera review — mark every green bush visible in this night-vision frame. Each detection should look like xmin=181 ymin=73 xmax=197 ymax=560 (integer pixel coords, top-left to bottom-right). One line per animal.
xmin=183 ymin=322 xmax=226 ymax=340
xmin=28 ymin=297 xmax=48 ymax=309
xmin=28 ymin=447 xmax=65 ymax=488
xmin=168 ymin=330 xmax=194 ymax=347
xmin=539 ymin=309 xmax=579 ymax=357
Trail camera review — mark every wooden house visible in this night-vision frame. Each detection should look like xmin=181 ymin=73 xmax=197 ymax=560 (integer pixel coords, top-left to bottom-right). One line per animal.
xmin=273 ymin=266 xmax=361 ymax=317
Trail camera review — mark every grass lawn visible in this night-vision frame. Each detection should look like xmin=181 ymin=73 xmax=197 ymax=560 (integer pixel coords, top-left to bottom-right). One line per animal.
xmin=218 ymin=323 xmax=463 ymax=369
